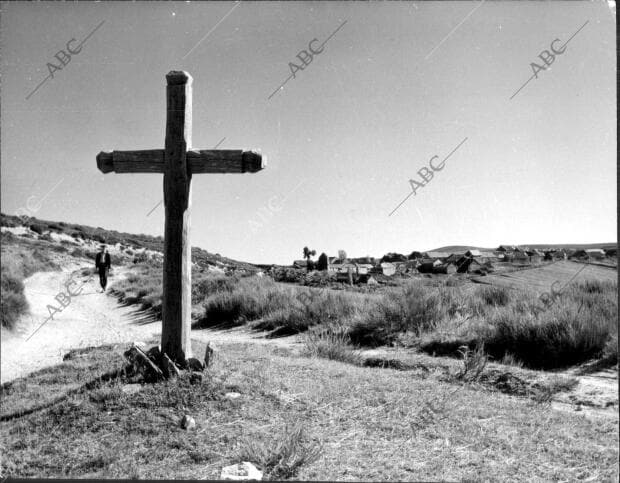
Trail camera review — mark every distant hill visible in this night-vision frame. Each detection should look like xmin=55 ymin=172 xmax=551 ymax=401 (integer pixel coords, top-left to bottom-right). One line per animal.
xmin=431 ymin=245 xmax=495 ymax=252
xmin=0 ymin=213 xmax=258 ymax=272
xmin=432 ymin=243 xmax=616 ymax=253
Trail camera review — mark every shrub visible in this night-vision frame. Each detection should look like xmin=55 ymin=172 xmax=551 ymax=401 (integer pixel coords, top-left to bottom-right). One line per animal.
xmin=303 ymin=323 xmax=362 ymax=365
xmin=317 ymin=253 xmax=328 ymax=271
xmin=192 ymin=274 xmax=238 ymax=303
xmin=478 ymin=285 xmax=511 ymax=306
xmin=482 ymin=297 xmax=615 ymax=369
xmin=349 ymin=282 xmax=441 ymax=347
xmin=71 ymin=247 xmax=91 ymax=259
xmin=453 ymin=344 xmax=488 ymax=382
xmin=132 ymin=252 xmax=149 ymax=264
xmin=271 ymin=267 xmax=305 ymax=283
xmin=195 ymin=278 xmax=286 ymax=329
xmin=0 ymin=268 xmax=29 ymax=329
xmin=29 ymin=224 xmax=46 ymax=235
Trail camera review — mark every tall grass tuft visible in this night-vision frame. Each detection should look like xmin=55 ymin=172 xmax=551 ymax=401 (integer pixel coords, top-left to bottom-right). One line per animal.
xmin=303 ymin=323 xmax=362 ymax=365
xmin=237 ymin=423 xmax=322 ymax=480
xmin=1 ymin=267 xmax=29 ymax=329
xmin=349 ymin=281 xmax=441 ymax=347
xmin=478 ymin=285 xmax=511 ymax=306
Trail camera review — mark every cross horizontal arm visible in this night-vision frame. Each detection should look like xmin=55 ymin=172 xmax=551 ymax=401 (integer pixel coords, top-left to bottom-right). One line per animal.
xmin=188 ymin=150 xmax=265 ymax=174
xmin=97 ymin=150 xmax=164 ymax=173
xmin=96 ymin=149 xmax=265 ymax=174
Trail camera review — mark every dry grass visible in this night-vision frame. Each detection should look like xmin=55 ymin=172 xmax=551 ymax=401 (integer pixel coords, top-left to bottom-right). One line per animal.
xmin=303 ymin=323 xmax=363 ymax=365
xmin=113 ymin=262 xmax=617 ymax=370
xmin=453 ymin=344 xmax=488 ymax=382
xmin=237 ymin=422 xmax=322 ymax=480
xmin=0 ymin=341 xmax=617 ymax=480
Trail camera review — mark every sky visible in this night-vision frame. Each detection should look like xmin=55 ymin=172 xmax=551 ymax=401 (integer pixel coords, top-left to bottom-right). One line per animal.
xmin=1 ymin=1 xmax=616 ymax=265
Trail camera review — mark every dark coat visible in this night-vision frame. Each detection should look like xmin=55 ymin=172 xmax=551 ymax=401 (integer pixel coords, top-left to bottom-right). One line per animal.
xmin=96 ymin=252 xmax=111 ymax=270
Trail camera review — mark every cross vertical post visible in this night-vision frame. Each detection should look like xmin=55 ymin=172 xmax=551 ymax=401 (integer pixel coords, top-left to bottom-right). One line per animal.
xmin=162 ymin=71 xmax=193 ymax=363
xmin=96 ymin=70 xmax=265 ymax=369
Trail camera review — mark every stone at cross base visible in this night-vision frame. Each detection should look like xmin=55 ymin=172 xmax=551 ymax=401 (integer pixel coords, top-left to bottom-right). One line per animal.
xmin=97 ymin=70 xmax=265 ymax=365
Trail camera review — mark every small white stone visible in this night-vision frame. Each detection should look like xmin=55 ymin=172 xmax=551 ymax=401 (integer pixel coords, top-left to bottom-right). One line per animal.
xmin=220 ymin=462 xmax=263 ymax=481
xmin=121 ymin=384 xmax=142 ymax=395
xmin=181 ymin=414 xmax=196 ymax=430
xmin=224 ymin=392 xmax=241 ymax=400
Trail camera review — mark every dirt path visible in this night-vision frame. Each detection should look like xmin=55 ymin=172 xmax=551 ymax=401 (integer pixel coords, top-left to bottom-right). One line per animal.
xmin=1 ymin=265 xmax=160 ymax=384
xmin=1 ymin=266 xmax=301 ymax=384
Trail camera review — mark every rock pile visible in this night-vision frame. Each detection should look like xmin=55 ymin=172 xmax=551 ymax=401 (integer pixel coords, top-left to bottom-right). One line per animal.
xmin=123 ymin=342 xmax=215 ymax=382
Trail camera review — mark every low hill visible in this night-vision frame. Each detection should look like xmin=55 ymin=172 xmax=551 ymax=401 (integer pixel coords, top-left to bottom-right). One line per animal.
xmin=433 ymin=243 xmax=616 ymax=253
xmin=0 ymin=213 xmax=258 ymax=272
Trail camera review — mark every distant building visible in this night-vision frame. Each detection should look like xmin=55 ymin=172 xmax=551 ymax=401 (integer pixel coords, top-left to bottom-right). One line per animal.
xmin=456 ymin=257 xmax=483 ymax=273
xmin=549 ymin=249 xmax=568 ymax=260
xmin=511 ymin=251 xmax=529 ymax=263
xmin=465 ymin=249 xmax=481 ymax=257
xmin=418 ymin=261 xmax=438 ymax=274
xmin=426 ymin=251 xmax=452 ymax=261
xmin=496 ymin=245 xmax=516 ymax=253
xmin=356 ymin=264 xmax=374 ymax=275
xmin=433 ymin=263 xmax=457 ymax=275
xmin=570 ymin=250 xmax=588 ymax=260
xmin=445 ymin=253 xmax=464 ymax=264
xmin=380 ymin=262 xmax=396 ymax=276
xmin=478 ymin=251 xmax=502 ymax=263
xmin=403 ymin=260 xmax=420 ymax=270
xmin=293 ymin=260 xmax=307 ymax=269
xmin=585 ymin=249 xmax=606 ymax=260
xmin=529 ymin=254 xmax=542 ymax=264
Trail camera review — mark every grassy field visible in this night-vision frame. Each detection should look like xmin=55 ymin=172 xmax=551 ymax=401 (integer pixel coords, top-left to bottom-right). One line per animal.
xmin=106 ymin=256 xmax=618 ymax=371
xmin=1 ymin=340 xmax=617 ymax=480
xmin=473 ymin=260 xmax=617 ymax=293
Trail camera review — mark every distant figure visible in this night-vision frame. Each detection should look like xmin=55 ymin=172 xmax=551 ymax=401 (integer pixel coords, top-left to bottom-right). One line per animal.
xmin=95 ymin=245 xmax=111 ymax=292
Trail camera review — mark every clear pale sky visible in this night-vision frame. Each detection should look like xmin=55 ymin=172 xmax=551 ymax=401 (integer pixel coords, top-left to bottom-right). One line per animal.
xmin=1 ymin=1 xmax=616 ymax=265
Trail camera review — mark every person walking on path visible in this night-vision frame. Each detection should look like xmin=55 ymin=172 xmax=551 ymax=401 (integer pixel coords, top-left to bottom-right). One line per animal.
xmin=95 ymin=245 xmax=111 ymax=292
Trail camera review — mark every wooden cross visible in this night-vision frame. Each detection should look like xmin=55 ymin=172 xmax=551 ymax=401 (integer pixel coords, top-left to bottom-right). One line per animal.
xmin=96 ymin=71 xmax=264 ymax=364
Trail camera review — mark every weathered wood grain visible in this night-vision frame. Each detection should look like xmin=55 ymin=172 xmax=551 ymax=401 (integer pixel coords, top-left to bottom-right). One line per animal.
xmin=161 ymin=70 xmax=193 ymax=364
xmin=96 ymin=150 xmax=165 ymax=173
xmin=97 ymin=149 xmax=264 ymax=174
xmin=188 ymin=150 xmax=264 ymax=173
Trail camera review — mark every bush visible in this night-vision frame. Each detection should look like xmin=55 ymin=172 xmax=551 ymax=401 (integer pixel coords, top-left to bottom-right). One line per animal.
xmin=1 ymin=268 xmax=29 ymax=329
xmin=349 ymin=282 xmax=441 ymax=347
xmin=478 ymin=285 xmax=511 ymax=306
xmin=192 ymin=274 xmax=238 ymax=303
xmin=317 ymin=253 xmax=328 ymax=271
xmin=29 ymin=224 xmax=46 ymax=235
xmin=483 ymin=308 xmax=607 ymax=368
xmin=271 ymin=267 xmax=305 ymax=284
xmin=304 ymin=323 xmax=362 ymax=365
xmin=195 ymin=277 xmax=285 ymax=329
